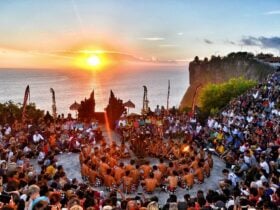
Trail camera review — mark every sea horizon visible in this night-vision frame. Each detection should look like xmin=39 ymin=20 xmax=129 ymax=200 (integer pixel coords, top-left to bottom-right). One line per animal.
xmin=0 ymin=65 xmax=189 ymax=116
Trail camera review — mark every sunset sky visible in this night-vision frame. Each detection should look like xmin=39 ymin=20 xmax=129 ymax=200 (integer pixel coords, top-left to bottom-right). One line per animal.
xmin=0 ymin=0 xmax=280 ymax=69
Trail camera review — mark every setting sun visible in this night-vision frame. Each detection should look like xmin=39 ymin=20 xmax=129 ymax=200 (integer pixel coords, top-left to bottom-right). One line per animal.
xmin=74 ymin=48 xmax=121 ymax=71
xmin=74 ymin=51 xmax=105 ymax=71
xmin=87 ymin=55 xmax=101 ymax=67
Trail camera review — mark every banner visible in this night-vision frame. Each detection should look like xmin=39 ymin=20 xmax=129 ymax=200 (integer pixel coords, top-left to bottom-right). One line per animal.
xmin=191 ymin=84 xmax=202 ymax=115
xmin=22 ymin=85 xmax=30 ymax=123
xmin=167 ymin=80 xmax=170 ymax=110
xmin=50 ymin=88 xmax=57 ymax=121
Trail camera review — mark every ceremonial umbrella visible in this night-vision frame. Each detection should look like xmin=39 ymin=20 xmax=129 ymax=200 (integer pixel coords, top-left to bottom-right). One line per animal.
xmin=128 ymin=113 xmax=140 ymax=118
xmin=69 ymin=101 xmax=80 ymax=118
xmin=123 ymin=100 xmax=135 ymax=114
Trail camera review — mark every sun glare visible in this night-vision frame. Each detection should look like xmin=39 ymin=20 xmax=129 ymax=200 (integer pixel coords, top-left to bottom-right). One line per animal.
xmin=74 ymin=49 xmax=117 ymax=71
xmin=87 ymin=55 xmax=101 ymax=67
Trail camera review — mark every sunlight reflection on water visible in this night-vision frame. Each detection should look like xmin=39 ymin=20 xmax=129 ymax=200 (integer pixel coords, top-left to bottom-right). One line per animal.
xmin=0 ymin=66 xmax=188 ymax=115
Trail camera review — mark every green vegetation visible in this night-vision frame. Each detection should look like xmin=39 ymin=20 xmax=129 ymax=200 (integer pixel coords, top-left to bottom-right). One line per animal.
xmin=200 ymin=77 xmax=256 ymax=116
xmin=0 ymin=101 xmax=44 ymax=124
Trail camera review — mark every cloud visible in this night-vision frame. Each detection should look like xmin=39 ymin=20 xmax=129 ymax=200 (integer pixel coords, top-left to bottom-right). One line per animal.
xmin=224 ymin=40 xmax=237 ymax=45
xmin=241 ymin=36 xmax=280 ymax=50
xmin=204 ymin=39 xmax=213 ymax=44
xmin=177 ymin=32 xmax=184 ymax=36
xmin=140 ymin=37 xmax=165 ymax=41
xmin=0 ymin=46 xmax=181 ymax=66
xmin=258 ymin=37 xmax=280 ymax=49
xmin=58 ymin=49 xmax=144 ymax=61
xmin=241 ymin=36 xmax=259 ymax=46
xmin=57 ymin=49 xmax=180 ymax=64
xmin=263 ymin=10 xmax=280 ymax=15
xmin=225 ymin=40 xmax=236 ymax=45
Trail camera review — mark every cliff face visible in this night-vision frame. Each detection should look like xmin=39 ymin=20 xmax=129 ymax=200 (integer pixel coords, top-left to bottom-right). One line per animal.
xmin=180 ymin=52 xmax=275 ymax=109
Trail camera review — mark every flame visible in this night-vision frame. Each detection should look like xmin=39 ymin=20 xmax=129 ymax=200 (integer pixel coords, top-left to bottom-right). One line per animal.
xmin=104 ymin=111 xmax=113 ymax=144
xmin=183 ymin=146 xmax=190 ymax=153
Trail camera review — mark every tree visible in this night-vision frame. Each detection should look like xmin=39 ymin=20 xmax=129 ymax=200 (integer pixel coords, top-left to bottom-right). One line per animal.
xmin=25 ymin=103 xmax=45 ymax=123
xmin=0 ymin=101 xmax=44 ymax=124
xmin=200 ymin=77 xmax=256 ymax=116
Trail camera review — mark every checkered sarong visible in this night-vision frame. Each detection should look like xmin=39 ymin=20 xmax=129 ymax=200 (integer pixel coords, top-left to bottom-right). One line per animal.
xmin=94 ymin=178 xmax=102 ymax=187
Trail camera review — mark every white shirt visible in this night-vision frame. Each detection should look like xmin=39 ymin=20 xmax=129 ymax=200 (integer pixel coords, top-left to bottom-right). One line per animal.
xmin=271 ymin=109 xmax=280 ymax=116
xmin=214 ymin=121 xmax=220 ymax=129
xmin=207 ymin=118 xmax=214 ymax=128
xmin=244 ymin=156 xmax=251 ymax=164
xmin=8 ymin=151 xmax=14 ymax=161
xmin=4 ymin=126 xmax=11 ymax=135
xmin=38 ymin=152 xmax=45 ymax=161
xmin=255 ymin=180 xmax=263 ymax=188
xmin=196 ymin=125 xmax=202 ymax=133
xmin=33 ymin=133 xmax=44 ymax=143
xmin=253 ymin=91 xmax=259 ymax=99
xmin=240 ymin=145 xmax=247 ymax=153
xmin=23 ymin=146 xmax=31 ymax=154
xmin=246 ymin=116 xmax=253 ymax=123
xmin=228 ymin=172 xmax=238 ymax=187
xmin=260 ymin=161 xmax=270 ymax=174
xmin=190 ymin=117 xmax=196 ymax=123
xmin=223 ymin=125 xmax=229 ymax=133
xmin=118 ymin=119 xmax=126 ymax=127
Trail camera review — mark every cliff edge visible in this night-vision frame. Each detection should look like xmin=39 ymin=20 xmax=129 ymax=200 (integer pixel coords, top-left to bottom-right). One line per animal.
xmin=180 ymin=52 xmax=275 ymax=109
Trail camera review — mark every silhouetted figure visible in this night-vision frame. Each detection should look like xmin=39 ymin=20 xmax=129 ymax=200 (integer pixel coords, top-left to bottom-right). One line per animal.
xmin=44 ymin=111 xmax=53 ymax=123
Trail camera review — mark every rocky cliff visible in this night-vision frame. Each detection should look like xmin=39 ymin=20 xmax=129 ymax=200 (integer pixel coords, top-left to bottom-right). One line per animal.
xmin=180 ymin=52 xmax=275 ymax=109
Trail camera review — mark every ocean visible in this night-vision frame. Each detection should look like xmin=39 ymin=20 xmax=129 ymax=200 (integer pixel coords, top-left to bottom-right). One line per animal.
xmin=0 ymin=65 xmax=189 ymax=115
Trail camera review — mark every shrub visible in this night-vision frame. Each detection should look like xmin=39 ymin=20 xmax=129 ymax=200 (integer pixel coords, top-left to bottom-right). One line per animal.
xmin=200 ymin=77 xmax=256 ymax=116
xmin=0 ymin=101 xmax=44 ymax=124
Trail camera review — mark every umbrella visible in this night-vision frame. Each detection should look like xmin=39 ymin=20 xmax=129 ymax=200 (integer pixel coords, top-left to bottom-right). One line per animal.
xmin=70 ymin=101 xmax=80 ymax=110
xmin=128 ymin=113 xmax=140 ymax=117
xmin=69 ymin=101 xmax=80 ymax=118
xmin=123 ymin=100 xmax=135 ymax=114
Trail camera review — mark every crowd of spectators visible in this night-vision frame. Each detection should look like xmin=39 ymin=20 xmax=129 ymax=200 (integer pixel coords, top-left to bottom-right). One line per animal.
xmin=0 ymin=72 xmax=279 ymax=209
xmin=0 ymin=116 xmax=105 ymax=210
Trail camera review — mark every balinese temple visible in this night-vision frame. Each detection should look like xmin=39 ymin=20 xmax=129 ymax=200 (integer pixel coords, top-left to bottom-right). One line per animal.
xmin=105 ymin=90 xmax=125 ymax=129
xmin=78 ymin=90 xmax=95 ymax=121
